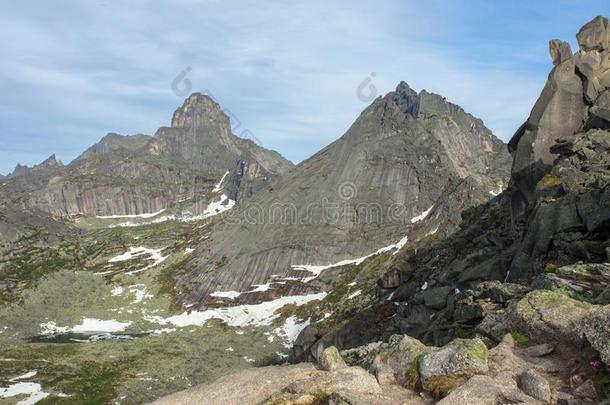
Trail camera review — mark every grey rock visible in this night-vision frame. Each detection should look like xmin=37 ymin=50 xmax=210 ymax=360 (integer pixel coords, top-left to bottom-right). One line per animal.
xmin=318 ymin=346 xmax=348 ymax=371
xmin=550 ymin=39 xmax=573 ymax=66
xmin=576 ymin=15 xmax=610 ymax=51
xmin=577 ymin=305 xmax=610 ymax=363
xmin=418 ymin=338 xmax=488 ymax=397
xmin=521 ymin=343 xmax=555 ymax=358
xmin=423 ymin=286 xmax=453 ymax=310
xmin=519 ymin=369 xmax=552 ymax=402
xmin=573 ymin=379 xmax=597 ymax=400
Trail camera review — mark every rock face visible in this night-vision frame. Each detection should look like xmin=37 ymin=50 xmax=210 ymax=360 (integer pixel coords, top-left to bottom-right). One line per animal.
xmin=176 ymin=82 xmax=511 ymax=305
xmin=509 ymin=16 xmax=610 ymax=208
xmin=0 ymin=94 xmax=292 ymax=230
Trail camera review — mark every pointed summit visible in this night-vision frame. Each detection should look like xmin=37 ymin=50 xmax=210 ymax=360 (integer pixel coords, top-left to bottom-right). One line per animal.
xmin=170 ymin=92 xmax=228 ymax=130
xmin=39 ymin=154 xmax=63 ymax=168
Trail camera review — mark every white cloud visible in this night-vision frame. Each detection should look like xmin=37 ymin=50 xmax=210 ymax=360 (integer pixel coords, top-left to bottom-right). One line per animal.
xmin=1 ymin=0 xmax=600 ymax=173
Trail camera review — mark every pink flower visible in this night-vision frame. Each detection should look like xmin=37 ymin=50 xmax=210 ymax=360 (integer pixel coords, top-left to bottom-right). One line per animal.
xmin=590 ymin=359 xmax=602 ymax=369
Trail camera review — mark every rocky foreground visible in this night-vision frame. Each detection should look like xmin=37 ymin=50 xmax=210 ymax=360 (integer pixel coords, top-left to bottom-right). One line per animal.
xmin=155 ymin=277 xmax=609 ymax=404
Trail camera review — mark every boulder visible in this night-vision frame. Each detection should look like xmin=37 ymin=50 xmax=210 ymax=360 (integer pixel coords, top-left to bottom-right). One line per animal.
xmin=436 ymin=374 xmax=541 ymax=405
xmin=521 ymin=343 xmax=555 ymax=358
xmin=318 ymin=346 xmax=348 ymax=371
xmin=513 ymin=290 xmax=596 ymax=343
xmin=576 ymin=15 xmax=610 ymax=51
xmin=519 ymin=369 xmax=552 ymax=402
xmin=418 ymin=338 xmax=488 ymax=397
xmin=423 ymin=286 xmax=453 ymax=309
xmin=342 ymin=334 xmax=434 ymax=387
xmin=577 ymin=305 xmax=610 ymax=363
xmin=549 ymin=39 xmax=573 ymax=66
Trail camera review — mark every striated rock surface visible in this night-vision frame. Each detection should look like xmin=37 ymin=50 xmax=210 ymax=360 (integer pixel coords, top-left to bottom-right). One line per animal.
xmin=0 ymin=94 xmax=292 ymax=235
xmin=176 ymin=82 xmax=511 ymax=305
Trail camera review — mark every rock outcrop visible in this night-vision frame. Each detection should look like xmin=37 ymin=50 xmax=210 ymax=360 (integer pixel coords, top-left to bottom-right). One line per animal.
xmin=509 ymin=15 xmax=610 ymax=208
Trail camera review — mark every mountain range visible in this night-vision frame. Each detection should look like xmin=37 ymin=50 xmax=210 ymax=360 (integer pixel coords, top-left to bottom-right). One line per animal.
xmin=0 ymin=15 xmax=608 ymax=405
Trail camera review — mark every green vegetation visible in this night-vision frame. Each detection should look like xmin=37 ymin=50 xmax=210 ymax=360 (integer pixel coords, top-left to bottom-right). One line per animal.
xmin=540 ymin=174 xmax=561 ymax=188
xmin=510 ymin=330 xmax=529 ymax=345
xmin=544 ymin=263 xmax=557 ymax=274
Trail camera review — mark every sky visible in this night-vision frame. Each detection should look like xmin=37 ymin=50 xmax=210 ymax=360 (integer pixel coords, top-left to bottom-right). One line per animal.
xmin=0 ymin=1 xmax=608 ymax=175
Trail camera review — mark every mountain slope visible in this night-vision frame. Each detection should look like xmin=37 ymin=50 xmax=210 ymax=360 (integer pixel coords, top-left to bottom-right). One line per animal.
xmin=177 ymin=82 xmax=511 ymax=306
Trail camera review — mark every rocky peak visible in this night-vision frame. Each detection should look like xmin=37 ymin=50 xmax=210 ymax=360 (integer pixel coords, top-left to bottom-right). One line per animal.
xmin=39 ymin=154 xmax=63 ymax=168
xmin=154 ymin=92 xmax=237 ymax=156
xmin=8 ymin=154 xmax=63 ymax=178
xmin=509 ymin=15 xmax=610 ymax=207
xmin=170 ymin=92 xmax=229 ymax=130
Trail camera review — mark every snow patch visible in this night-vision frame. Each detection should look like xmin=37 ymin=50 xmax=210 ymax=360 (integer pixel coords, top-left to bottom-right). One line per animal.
xmin=271 ymin=316 xmax=311 ymax=348
xmin=40 ymin=318 xmax=132 ymax=335
xmin=291 ymin=234 xmax=409 ymax=281
xmin=144 ymin=292 xmax=327 ymax=329
xmin=213 ymin=171 xmax=230 ymax=192
xmin=97 ymin=209 xmax=166 ymax=220
xmin=181 ymin=194 xmax=236 ymax=222
xmin=347 ymin=290 xmax=362 ymax=299
xmin=129 ymin=285 xmax=153 ymax=303
xmin=111 ymin=286 xmax=124 ymax=296
xmin=410 ymin=205 xmax=434 ymax=223
xmin=107 ymin=247 xmax=168 ymax=275
xmin=209 ymin=290 xmax=242 ymax=300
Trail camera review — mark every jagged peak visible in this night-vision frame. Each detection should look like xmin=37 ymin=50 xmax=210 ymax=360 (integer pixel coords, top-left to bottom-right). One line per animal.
xmin=39 ymin=153 xmax=63 ymax=167
xmin=171 ymin=92 xmax=228 ymax=129
xmin=386 ymin=82 xmax=488 ymax=133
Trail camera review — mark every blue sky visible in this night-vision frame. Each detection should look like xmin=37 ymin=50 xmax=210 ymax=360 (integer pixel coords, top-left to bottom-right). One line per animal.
xmin=0 ymin=1 xmax=608 ymax=174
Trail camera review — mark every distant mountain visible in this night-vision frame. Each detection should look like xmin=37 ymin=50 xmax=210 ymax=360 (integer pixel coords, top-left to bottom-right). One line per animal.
xmin=7 ymin=154 xmax=64 ymax=178
xmin=177 ymin=82 xmax=512 ymax=306
xmin=0 ymin=94 xmax=293 ymax=225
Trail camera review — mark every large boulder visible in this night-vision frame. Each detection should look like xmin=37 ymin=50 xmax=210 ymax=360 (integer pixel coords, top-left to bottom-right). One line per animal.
xmin=577 ymin=305 xmax=610 ymax=363
xmin=418 ymin=338 xmax=489 ymax=397
xmin=318 ymin=346 xmax=348 ymax=371
xmin=479 ymin=290 xmax=596 ymax=344
xmin=518 ymin=369 xmax=552 ymax=402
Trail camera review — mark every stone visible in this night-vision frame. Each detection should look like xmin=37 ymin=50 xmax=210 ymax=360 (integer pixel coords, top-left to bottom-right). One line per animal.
xmin=510 ymin=290 xmax=596 ymax=344
xmin=378 ymin=268 xmax=400 ymax=289
xmin=318 ymin=346 xmax=348 ymax=371
xmin=436 ymin=374 xmax=539 ymax=405
xmin=521 ymin=343 xmax=555 ymax=358
xmin=573 ymin=379 xmax=597 ymax=400
xmin=418 ymin=338 xmax=489 ymax=397
xmin=550 ymin=39 xmax=573 ymax=65
xmin=519 ymin=369 xmax=552 ymax=402
xmin=371 ymin=353 xmax=397 ymax=386
xmin=423 ymin=286 xmax=453 ymax=310
xmin=576 ymin=16 xmax=610 ymax=51
xmin=577 ymin=305 xmax=610 ymax=363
